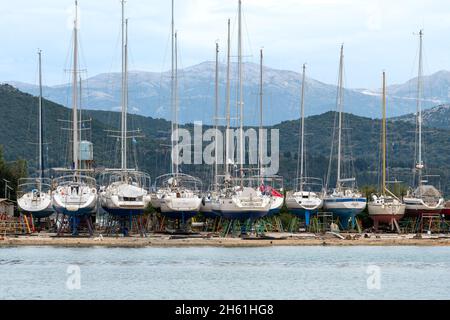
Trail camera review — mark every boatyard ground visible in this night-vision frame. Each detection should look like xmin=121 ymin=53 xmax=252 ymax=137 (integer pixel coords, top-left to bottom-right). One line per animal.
xmin=2 ymin=232 xmax=450 ymax=247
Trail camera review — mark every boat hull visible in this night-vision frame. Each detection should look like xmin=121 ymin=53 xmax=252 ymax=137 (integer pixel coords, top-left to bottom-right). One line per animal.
xmin=286 ymin=194 xmax=322 ymax=224
xmin=404 ymin=207 xmax=442 ymax=218
xmin=150 ymin=193 xmax=162 ymax=211
xmin=212 ymin=200 xmax=271 ymax=220
xmin=403 ymin=198 xmax=444 ymax=218
xmin=160 ymin=196 xmax=202 ymax=221
xmin=18 ymin=193 xmax=54 ymax=219
xmin=200 ymin=200 xmax=218 ymax=219
xmin=100 ymin=186 xmax=149 ymax=217
xmin=368 ymin=203 xmax=406 ymax=225
xmin=21 ymin=209 xmax=54 ymax=219
xmin=52 ymin=204 xmax=96 ymax=217
xmin=442 ymin=202 xmax=450 ymax=218
xmin=267 ymin=197 xmax=284 ymax=217
xmin=289 ymin=208 xmax=318 ymax=226
xmin=212 ymin=199 xmax=271 ymax=220
xmin=323 ymin=197 xmax=366 ymax=229
xmin=52 ymin=193 xmax=97 ymax=217
xmin=101 ymin=206 xmax=145 ymax=216
xmin=160 ymin=211 xmax=199 ymax=221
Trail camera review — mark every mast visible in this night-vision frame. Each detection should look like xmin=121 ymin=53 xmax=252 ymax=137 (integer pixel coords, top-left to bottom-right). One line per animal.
xmin=258 ymin=48 xmax=263 ymax=180
xmin=416 ymin=30 xmax=424 ymax=186
xmin=170 ymin=0 xmax=179 ymax=176
xmin=120 ymin=0 xmax=128 ymax=171
xmin=297 ymin=64 xmax=306 ymax=192
xmin=238 ymin=0 xmax=243 ymax=185
xmin=225 ymin=19 xmax=231 ymax=178
xmin=79 ymin=75 xmax=83 ymax=169
xmin=336 ymin=45 xmax=344 ymax=189
xmin=382 ymin=71 xmax=387 ymax=196
xmin=38 ymin=50 xmax=44 ymax=179
xmin=72 ymin=0 xmax=79 ymax=171
xmin=79 ymin=75 xmax=82 ymax=136
xmin=174 ymin=31 xmax=179 ymax=176
xmin=124 ymin=18 xmax=129 ymax=171
xmin=214 ymin=42 xmax=219 ymax=190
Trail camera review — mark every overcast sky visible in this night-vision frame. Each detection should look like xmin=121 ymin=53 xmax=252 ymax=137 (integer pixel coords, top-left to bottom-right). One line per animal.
xmin=1 ymin=0 xmax=450 ymax=88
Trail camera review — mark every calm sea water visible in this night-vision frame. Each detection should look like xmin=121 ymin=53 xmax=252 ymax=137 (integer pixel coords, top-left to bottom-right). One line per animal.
xmin=1 ymin=246 xmax=449 ymax=300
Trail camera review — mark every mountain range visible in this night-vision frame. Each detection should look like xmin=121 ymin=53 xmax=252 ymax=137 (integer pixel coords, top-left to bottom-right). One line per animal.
xmin=2 ymin=83 xmax=450 ymax=196
xmin=7 ymin=62 xmax=450 ymax=125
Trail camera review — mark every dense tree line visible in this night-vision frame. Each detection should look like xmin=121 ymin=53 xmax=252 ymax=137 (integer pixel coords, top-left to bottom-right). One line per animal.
xmin=0 ymin=146 xmax=27 ymax=201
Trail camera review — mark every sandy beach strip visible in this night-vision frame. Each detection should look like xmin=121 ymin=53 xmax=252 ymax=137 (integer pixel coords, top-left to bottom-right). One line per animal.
xmin=2 ymin=233 xmax=450 ymax=247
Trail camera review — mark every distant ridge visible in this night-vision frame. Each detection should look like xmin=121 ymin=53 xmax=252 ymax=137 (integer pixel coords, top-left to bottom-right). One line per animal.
xmin=393 ymin=104 xmax=450 ymax=130
xmin=9 ymin=62 xmax=450 ymax=125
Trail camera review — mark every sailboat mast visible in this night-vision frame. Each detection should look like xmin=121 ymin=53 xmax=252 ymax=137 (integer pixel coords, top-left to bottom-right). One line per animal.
xmin=170 ymin=0 xmax=179 ymax=176
xmin=170 ymin=0 xmax=176 ymax=175
xmin=79 ymin=75 xmax=82 ymax=138
xmin=72 ymin=0 xmax=79 ymax=171
xmin=382 ymin=71 xmax=387 ymax=196
xmin=124 ymin=18 xmax=129 ymax=171
xmin=298 ymin=64 xmax=306 ymax=191
xmin=238 ymin=0 xmax=243 ymax=185
xmin=120 ymin=0 xmax=127 ymax=171
xmin=336 ymin=45 xmax=344 ymax=189
xmin=38 ymin=50 xmax=44 ymax=179
xmin=225 ymin=19 xmax=231 ymax=177
xmin=214 ymin=42 xmax=219 ymax=189
xmin=258 ymin=48 xmax=263 ymax=180
xmin=174 ymin=31 xmax=179 ymax=176
xmin=416 ymin=30 xmax=424 ymax=185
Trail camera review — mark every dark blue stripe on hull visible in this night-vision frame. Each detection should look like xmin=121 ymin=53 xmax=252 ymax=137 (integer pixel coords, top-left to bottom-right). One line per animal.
xmin=289 ymin=208 xmax=319 ymax=225
xmin=326 ymin=208 xmax=365 ymax=229
xmin=160 ymin=211 xmax=198 ymax=221
xmin=266 ymin=208 xmax=281 ymax=217
xmin=53 ymin=206 xmax=94 ymax=217
xmin=324 ymin=198 xmax=366 ymax=203
xmin=200 ymin=211 xmax=219 ymax=219
xmin=102 ymin=207 xmax=145 ymax=217
xmin=214 ymin=210 xmax=269 ymax=221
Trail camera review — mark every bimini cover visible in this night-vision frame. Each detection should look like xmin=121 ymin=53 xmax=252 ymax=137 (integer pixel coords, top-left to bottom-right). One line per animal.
xmin=413 ymin=185 xmax=442 ymax=205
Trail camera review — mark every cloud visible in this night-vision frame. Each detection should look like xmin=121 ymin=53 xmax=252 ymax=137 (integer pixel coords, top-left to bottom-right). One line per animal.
xmin=1 ymin=0 xmax=450 ymax=89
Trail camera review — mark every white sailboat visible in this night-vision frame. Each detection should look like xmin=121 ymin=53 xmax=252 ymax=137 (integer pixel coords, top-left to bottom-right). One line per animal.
xmin=323 ymin=45 xmax=366 ymax=229
xmin=212 ymin=0 xmax=272 ymax=221
xmin=156 ymin=0 xmax=202 ymax=224
xmin=285 ymin=64 xmax=323 ymax=224
xmin=403 ymin=30 xmax=444 ymax=217
xmin=17 ymin=50 xmax=53 ymax=219
xmin=52 ymin=1 xmax=98 ymax=219
xmin=99 ymin=1 xmax=151 ymax=218
xmin=368 ymin=71 xmax=405 ymax=231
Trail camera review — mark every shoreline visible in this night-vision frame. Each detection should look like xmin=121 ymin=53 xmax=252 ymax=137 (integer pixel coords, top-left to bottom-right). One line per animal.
xmin=2 ymin=233 xmax=450 ymax=248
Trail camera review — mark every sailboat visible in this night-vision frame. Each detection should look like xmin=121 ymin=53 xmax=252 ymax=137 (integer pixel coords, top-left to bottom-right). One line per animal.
xmin=285 ymin=64 xmax=323 ymax=225
xmin=156 ymin=0 xmax=202 ymax=224
xmin=52 ymin=1 xmax=98 ymax=220
xmin=17 ymin=50 xmax=54 ymax=219
xmin=99 ymin=1 xmax=151 ymax=218
xmin=368 ymin=71 xmax=405 ymax=231
xmin=212 ymin=0 xmax=272 ymax=221
xmin=257 ymin=49 xmax=284 ymax=216
xmin=323 ymin=45 xmax=367 ymax=229
xmin=403 ymin=30 xmax=444 ymax=217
